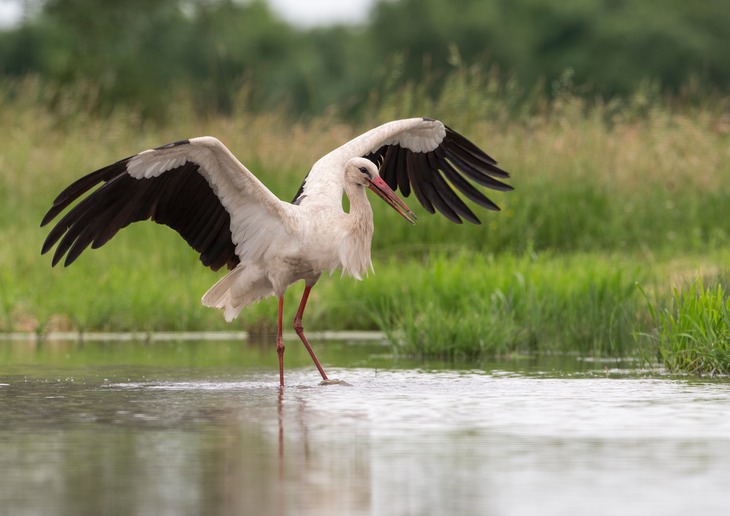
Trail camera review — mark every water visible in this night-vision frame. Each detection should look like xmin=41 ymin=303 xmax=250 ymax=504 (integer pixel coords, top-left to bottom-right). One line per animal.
xmin=1 ymin=339 xmax=729 ymax=515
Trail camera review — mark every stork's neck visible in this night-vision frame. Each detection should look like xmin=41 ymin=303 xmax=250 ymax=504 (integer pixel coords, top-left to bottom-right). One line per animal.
xmin=341 ymin=182 xmax=374 ymax=279
xmin=344 ymin=182 xmax=374 ymax=228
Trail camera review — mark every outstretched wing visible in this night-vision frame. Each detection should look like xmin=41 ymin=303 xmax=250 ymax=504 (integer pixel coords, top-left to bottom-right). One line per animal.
xmin=292 ymin=118 xmax=512 ymax=224
xmin=41 ymin=137 xmax=292 ymax=271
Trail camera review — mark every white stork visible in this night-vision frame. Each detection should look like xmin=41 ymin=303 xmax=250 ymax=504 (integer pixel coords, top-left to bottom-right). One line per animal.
xmin=41 ymin=117 xmax=512 ymax=386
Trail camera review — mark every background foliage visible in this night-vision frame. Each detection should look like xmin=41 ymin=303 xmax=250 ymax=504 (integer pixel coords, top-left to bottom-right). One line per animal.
xmin=2 ymin=0 xmax=730 ymax=117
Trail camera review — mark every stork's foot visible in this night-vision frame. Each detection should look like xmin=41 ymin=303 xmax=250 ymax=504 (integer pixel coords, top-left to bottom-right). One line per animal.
xmin=319 ymin=378 xmax=352 ymax=387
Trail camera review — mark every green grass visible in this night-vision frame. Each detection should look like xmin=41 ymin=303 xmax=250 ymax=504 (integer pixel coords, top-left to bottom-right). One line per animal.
xmin=2 ymin=77 xmax=730 ymax=374
xmin=363 ymin=252 xmax=643 ymax=359
xmin=642 ymin=276 xmax=730 ymax=375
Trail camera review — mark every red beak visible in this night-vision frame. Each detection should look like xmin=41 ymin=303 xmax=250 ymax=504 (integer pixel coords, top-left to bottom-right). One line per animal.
xmin=368 ymin=176 xmax=417 ymax=224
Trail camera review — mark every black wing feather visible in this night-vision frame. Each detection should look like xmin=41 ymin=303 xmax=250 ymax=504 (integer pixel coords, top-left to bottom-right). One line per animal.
xmin=405 ymin=151 xmax=434 ymax=214
xmin=394 ymin=146 xmax=411 ymax=198
xmin=409 ymin=152 xmax=462 ymax=223
xmin=41 ymin=151 xmax=240 ymax=271
xmin=383 ymin=146 xmax=404 ymax=194
xmin=429 ymin=152 xmax=500 ymax=211
xmin=364 ymin=123 xmax=512 ymax=223
xmin=418 ymin=155 xmax=479 ymax=224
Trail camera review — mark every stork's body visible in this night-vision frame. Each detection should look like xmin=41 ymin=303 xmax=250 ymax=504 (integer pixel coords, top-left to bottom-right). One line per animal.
xmin=198 ymin=156 xmax=400 ymax=383
xmin=41 ymin=118 xmax=511 ymax=386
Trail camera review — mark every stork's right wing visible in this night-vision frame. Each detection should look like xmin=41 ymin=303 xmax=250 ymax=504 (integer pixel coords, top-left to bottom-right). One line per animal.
xmin=41 ymin=137 xmax=294 ymax=271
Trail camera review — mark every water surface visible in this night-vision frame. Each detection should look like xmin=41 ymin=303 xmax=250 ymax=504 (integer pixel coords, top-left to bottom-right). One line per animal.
xmin=1 ymin=339 xmax=729 ymax=515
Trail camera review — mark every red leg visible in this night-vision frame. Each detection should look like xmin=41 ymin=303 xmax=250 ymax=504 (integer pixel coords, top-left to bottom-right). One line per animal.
xmin=276 ymin=296 xmax=285 ymax=387
xmin=293 ymin=285 xmax=329 ymax=381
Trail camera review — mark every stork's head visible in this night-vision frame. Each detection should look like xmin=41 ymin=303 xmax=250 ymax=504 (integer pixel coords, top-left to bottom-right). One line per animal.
xmin=346 ymin=158 xmax=416 ymax=224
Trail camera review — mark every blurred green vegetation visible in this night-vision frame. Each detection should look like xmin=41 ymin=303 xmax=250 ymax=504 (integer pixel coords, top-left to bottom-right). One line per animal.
xmin=1 ymin=0 xmax=730 ymax=117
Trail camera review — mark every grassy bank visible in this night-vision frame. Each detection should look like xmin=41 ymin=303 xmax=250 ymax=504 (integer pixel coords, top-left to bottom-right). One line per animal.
xmin=642 ymin=276 xmax=730 ymax=375
xmin=2 ymin=78 xmax=730 ymax=374
xmin=367 ymin=252 xmax=644 ymax=359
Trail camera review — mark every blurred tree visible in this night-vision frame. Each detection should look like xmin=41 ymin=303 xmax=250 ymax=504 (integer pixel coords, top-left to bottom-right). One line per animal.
xmin=1 ymin=0 xmax=729 ymax=117
xmin=368 ymin=0 xmax=730 ymax=99
xmin=184 ymin=0 xmax=299 ymax=112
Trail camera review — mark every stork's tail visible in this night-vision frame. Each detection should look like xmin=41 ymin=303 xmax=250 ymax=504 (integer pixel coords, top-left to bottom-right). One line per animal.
xmin=202 ymin=266 xmax=274 ymax=322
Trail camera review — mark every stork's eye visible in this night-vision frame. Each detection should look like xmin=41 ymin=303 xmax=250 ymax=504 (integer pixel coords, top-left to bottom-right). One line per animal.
xmin=358 ymin=166 xmax=369 ymax=175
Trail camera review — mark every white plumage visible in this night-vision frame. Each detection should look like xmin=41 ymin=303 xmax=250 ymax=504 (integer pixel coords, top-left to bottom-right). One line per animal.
xmin=41 ymin=117 xmax=511 ymax=386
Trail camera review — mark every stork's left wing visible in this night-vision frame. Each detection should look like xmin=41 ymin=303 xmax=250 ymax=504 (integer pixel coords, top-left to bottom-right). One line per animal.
xmin=293 ymin=118 xmax=512 ymax=224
